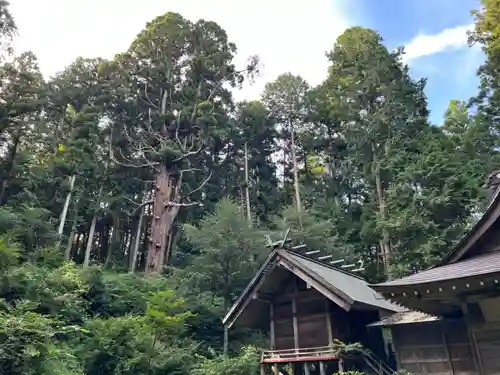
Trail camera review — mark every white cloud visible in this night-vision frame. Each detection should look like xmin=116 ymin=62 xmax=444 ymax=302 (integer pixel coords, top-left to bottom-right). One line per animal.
xmin=8 ymin=0 xmax=351 ymax=101
xmin=403 ymin=24 xmax=474 ymax=62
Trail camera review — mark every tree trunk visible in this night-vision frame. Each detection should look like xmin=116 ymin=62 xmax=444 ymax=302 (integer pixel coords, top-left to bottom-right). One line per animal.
xmin=140 ymin=224 xmax=149 ymax=271
xmin=244 ymin=141 xmax=252 ymax=226
xmin=290 ymin=121 xmax=302 ymax=228
xmin=57 ymin=175 xmax=76 ymax=238
xmin=83 ymin=212 xmax=98 ymax=267
xmin=104 ymin=215 xmax=119 ymax=268
xmin=82 ymin=158 xmax=108 ymax=267
xmin=239 ymin=188 xmax=245 ymax=214
xmin=74 ymin=233 xmax=82 ymax=253
xmin=146 ymin=169 xmax=181 ymax=273
xmin=130 ymin=196 xmax=146 ymax=273
xmin=0 ymin=129 xmax=22 ymax=205
xmin=371 ymin=141 xmax=392 ymax=277
xmin=64 ymin=229 xmax=75 ymax=261
xmin=64 ymin=196 xmax=79 ymax=261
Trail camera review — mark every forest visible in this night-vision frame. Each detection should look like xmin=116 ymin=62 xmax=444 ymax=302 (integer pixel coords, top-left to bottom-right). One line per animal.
xmin=1 ymin=0 xmax=500 ymax=373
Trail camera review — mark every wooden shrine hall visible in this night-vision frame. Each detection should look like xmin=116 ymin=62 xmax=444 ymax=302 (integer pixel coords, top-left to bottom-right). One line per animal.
xmin=370 ymin=171 xmax=500 ymax=375
xmin=222 ymin=246 xmax=403 ymax=375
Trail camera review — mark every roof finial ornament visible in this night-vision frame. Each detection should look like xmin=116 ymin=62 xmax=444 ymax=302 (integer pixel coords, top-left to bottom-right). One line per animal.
xmin=265 ymin=228 xmax=293 ymax=250
xmin=263 ymin=231 xmax=367 ymax=273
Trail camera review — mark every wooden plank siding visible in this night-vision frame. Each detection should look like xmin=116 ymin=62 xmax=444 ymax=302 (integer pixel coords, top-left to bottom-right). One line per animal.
xmin=392 ymin=321 xmax=477 ymax=375
xmin=467 ymin=297 xmax=500 ymax=375
xmin=273 ymin=288 xmax=331 ymax=350
xmin=473 ymin=328 xmax=500 ymax=375
xmin=445 ymin=321 xmax=478 ymax=375
xmin=271 ymin=278 xmax=387 ymax=357
xmin=274 ymin=300 xmax=294 ymax=350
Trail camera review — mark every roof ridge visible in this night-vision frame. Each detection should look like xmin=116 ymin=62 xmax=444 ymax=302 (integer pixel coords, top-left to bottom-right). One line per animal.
xmin=439 ymin=185 xmax=500 ymax=265
xmin=282 ymin=248 xmax=366 ymax=281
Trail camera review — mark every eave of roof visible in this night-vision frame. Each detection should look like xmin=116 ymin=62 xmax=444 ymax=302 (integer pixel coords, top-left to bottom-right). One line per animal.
xmin=221 ymin=249 xmax=277 ymax=326
xmin=371 ymin=188 xmax=500 ymax=291
xmin=367 ymin=310 xmax=439 ymax=327
xmin=372 ymin=251 xmax=500 ymax=288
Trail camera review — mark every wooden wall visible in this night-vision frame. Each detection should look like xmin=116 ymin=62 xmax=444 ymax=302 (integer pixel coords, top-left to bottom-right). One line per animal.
xmin=296 ymin=293 xmax=330 ymax=348
xmin=272 ymin=287 xmax=332 ymax=349
xmin=274 ymin=300 xmax=294 ymax=350
xmin=270 ymin=276 xmax=385 ymax=354
xmin=472 ymin=328 xmax=500 ymax=375
xmin=467 ymin=297 xmax=500 ymax=375
xmin=392 ymin=320 xmax=477 ymax=375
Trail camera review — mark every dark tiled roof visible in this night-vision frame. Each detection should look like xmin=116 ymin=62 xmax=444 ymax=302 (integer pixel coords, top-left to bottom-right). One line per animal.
xmin=285 ymin=252 xmax=403 ymax=312
xmin=222 ymin=248 xmax=403 ymax=326
xmin=373 ymin=251 xmax=500 ymax=288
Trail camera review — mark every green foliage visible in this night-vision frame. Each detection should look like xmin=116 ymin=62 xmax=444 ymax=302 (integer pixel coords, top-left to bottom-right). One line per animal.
xmin=330 ymin=339 xmax=364 ymax=358
xmin=0 ymin=0 xmax=17 ymax=57
xmin=183 ymin=198 xmax=268 ymax=307
xmin=392 ymin=370 xmax=413 ymax=375
xmin=0 ymin=205 xmax=55 ymax=256
xmin=0 ymin=0 xmax=496 ymax=373
xmin=192 ymin=346 xmax=261 ymax=375
xmin=0 ymin=299 xmax=82 ymax=375
xmin=0 ymin=240 xmax=199 ymax=375
xmin=0 ymin=235 xmax=20 ymax=270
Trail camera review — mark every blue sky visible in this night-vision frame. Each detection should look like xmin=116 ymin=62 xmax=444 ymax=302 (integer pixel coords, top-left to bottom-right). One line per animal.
xmin=345 ymin=0 xmax=483 ymax=124
xmin=9 ymin=0 xmax=484 ymax=125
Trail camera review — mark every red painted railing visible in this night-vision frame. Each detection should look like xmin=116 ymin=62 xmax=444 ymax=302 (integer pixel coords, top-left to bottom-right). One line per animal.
xmin=261 ymin=346 xmax=337 ymax=363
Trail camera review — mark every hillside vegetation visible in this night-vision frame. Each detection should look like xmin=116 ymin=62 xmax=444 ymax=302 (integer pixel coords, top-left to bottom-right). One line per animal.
xmin=0 ymin=0 xmax=499 ymax=373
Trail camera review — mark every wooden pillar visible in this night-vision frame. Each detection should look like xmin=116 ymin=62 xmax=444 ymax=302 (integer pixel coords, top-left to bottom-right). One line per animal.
xmin=260 ymin=363 xmax=266 ymax=375
xmin=319 ymin=361 xmax=326 ymax=375
xmin=223 ymin=325 xmax=229 ymax=358
xmin=441 ymin=326 xmax=453 ymax=375
xmin=470 ymin=330 xmax=485 ymax=375
xmin=272 ymin=364 xmax=279 ymax=375
xmin=325 ymin=300 xmax=333 ymax=345
xmin=292 ymin=280 xmax=299 ymax=351
xmin=270 ymin=304 xmax=275 ymax=349
xmin=462 ymin=303 xmax=484 ymax=375
xmin=292 ymin=297 xmax=299 ymax=349
xmin=303 ymin=363 xmax=310 ymax=375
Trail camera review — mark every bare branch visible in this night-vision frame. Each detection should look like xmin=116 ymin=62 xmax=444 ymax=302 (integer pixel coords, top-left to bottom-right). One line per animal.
xmin=165 ymin=201 xmax=201 ymax=208
xmin=132 ymin=176 xmax=155 ymax=184
xmin=142 ymin=81 xmax=158 ymax=109
xmin=121 ymin=193 xmax=154 ymax=216
xmin=206 ymin=64 xmax=258 ymax=101
xmin=185 ymin=170 xmax=212 ymax=197
xmin=173 ymin=146 xmax=203 ymax=162
xmin=117 ymin=146 xmax=159 ymax=170
xmin=108 ymin=121 xmax=161 ymax=170
xmin=174 ymin=119 xmax=184 ymax=149
xmin=179 ymin=167 xmax=203 ymax=175
xmin=132 ymin=199 xmax=154 ymax=215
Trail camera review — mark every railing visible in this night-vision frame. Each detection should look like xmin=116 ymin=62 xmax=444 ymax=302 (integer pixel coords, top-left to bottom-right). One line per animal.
xmin=261 ymin=346 xmax=337 ymax=363
xmin=362 ymin=349 xmax=395 ymax=375
xmin=260 ymin=346 xmax=395 ymax=375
